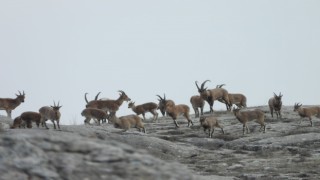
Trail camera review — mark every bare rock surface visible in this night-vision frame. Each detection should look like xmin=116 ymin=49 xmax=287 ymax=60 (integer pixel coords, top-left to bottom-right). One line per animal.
xmin=1 ymin=105 xmax=320 ymax=180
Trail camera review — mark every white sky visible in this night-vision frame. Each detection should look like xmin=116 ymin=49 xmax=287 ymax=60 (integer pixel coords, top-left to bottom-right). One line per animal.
xmin=1 ymin=1 xmax=320 ymax=124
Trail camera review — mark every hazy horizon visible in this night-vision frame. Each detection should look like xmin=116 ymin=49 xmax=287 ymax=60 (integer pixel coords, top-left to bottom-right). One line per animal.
xmin=1 ymin=1 xmax=320 ymax=124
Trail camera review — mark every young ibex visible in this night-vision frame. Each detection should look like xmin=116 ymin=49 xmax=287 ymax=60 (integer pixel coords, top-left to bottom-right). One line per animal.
xmin=199 ymin=116 xmax=224 ymax=138
xmin=190 ymin=95 xmax=205 ymax=118
xmin=128 ymin=101 xmax=158 ymax=122
xmin=11 ymin=112 xmax=41 ymax=129
xmin=293 ymin=103 xmax=320 ymax=127
xmin=233 ymin=108 xmax=266 ymax=135
xmin=107 ymin=113 xmax=146 ymax=133
xmin=81 ymin=108 xmax=108 ymax=125
xmin=268 ymin=92 xmax=283 ymax=119
xmin=195 ymin=80 xmax=230 ymax=112
xmin=11 ymin=116 xmax=23 ymax=129
xmin=157 ymin=94 xmax=193 ymax=128
xmin=85 ymin=90 xmax=131 ymax=115
xmin=39 ymin=101 xmax=62 ymax=130
xmin=0 ymin=91 xmax=25 ymax=118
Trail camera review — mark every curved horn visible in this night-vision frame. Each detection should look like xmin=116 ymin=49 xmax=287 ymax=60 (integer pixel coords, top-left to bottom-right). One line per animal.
xmin=118 ymin=90 xmax=125 ymax=94
xmin=18 ymin=91 xmax=22 ymax=95
xmin=53 ymin=101 xmax=56 ymax=107
xmin=95 ymin=92 xmax=101 ymax=100
xmin=85 ymin=93 xmax=89 ymax=103
xmin=201 ymin=80 xmax=210 ymax=90
xmin=217 ymin=84 xmax=226 ymax=88
xmin=195 ymin=81 xmax=200 ymax=91
xmin=23 ymin=91 xmax=25 ymax=95
xmin=156 ymin=95 xmax=163 ymax=101
xmin=163 ymin=94 xmax=166 ymax=101
xmin=273 ymin=92 xmax=277 ymax=97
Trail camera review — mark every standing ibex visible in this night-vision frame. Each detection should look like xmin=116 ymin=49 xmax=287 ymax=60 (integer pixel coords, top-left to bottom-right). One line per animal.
xmin=157 ymin=94 xmax=174 ymax=117
xmin=128 ymin=101 xmax=158 ymax=122
xmin=190 ymin=95 xmax=205 ymax=118
xmin=0 ymin=91 xmax=25 ymax=118
xmin=157 ymin=94 xmax=193 ymax=128
xmin=233 ymin=108 xmax=266 ymax=135
xmin=268 ymin=92 xmax=283 ymax=119
xmin=195 ymin=80 xmax=230 ymax=112
xmin=85 ymin=90 xmax=131 ymax=116
xmin=81 ymin=108 xmax=108 ymax=125
xmin=294 ymin=103 xmax=320 ymax=127
xmin=39 ymin=101 xmax=62 ymax=130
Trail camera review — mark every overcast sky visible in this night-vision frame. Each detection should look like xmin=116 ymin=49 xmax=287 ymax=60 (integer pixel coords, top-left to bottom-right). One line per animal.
xmin=1 ymin=1 xmax=319 ymax=125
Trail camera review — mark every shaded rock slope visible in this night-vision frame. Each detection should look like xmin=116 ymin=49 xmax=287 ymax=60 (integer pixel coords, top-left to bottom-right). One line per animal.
xmin=1 ymin=105 xmax=320 ymax=180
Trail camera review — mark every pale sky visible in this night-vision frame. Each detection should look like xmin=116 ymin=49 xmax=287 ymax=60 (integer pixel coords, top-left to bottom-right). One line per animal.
xmin=1 ymin=1 xmax=320 ymax=125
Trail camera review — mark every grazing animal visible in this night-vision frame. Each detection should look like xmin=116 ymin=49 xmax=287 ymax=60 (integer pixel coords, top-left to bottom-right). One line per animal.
xmin=0 ymin=91 xmax=25 ymax=118
xmin=157 ymin=94 xmax=193 ymax=128
xmin=81 ymin=108 xmax=108 ymax=125
xmin=190 ymin=95 xmax=205 ymax=118
xmin=268 ymin=92 xmax=283 ymax=119
xmin=293 ymin=103 xmax=320 ymax=126
xmin=85 ymin=91 xmax=131 ymax=115
xmin=39 ymin=102 xmax=62 ymax=130
xmin=128 ymin=101 xmax=158 ymax=122
xmin=233 ymin=108 xmax=266 ymax=135
xmin=11 ymin=112 xmax=41 ymax=129
xmin=218 ymin=93 xmax=247 ymax=110
xmin=11 ymin=116 xmax=24 ymax=129
xmin=195 ymin=80 xmax=230 ymax=112
xmin=108 ymin=113 xmax=146 ymax=133
xmin=199 ymin=116 xmax=224 ymax=138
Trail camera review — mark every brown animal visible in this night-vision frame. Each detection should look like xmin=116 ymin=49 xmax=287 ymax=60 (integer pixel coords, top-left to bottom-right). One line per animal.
xmin=81 ymin=108 xmax=108 ymax=125
xmin=233 ymin=108 xmax=266 ymax=135
xmin=195 ymin=80 xmax=230 ymax=112
xmin=218 ymin=93 xmax=247 ymax=110
xmin=268 ymin=92 xmax=283 ymax=119
xmin=190 ymin=95 xmax=205 ymax=118
xmin=0 ymin=91 xmax=25 ymax=118
xmin=85 ymin=91 xmax=130 ymax=115
xmin=39 ymin=101 xmax=62 ymax=130
xmin=11 ymin=112 xmax=41 ymax=129
xmin=293 ymin=103 xmax=320 ymax=126
xmin=128 ymin=101 xmax=158 ymax=122
xmin=199 ymin=116 xmax=224 ymax=138
xmin=157 ymin=94 xmax=174 ymax=117
xmin=157 ymin=94 xmax=193 ymax=128
xmin=108 ymin=113 xmax=146 ymax=133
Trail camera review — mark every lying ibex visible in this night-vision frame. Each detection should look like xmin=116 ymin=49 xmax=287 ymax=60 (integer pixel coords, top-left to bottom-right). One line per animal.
xmin=190 ymin=95 xmax=205 ymax=118
xmin=11 ymin=112 xmax=41 ymax=129
xmin=157 ymin=94 xmax=193 ymax=128
xmin=195 ymin=80 xmax=230 ymax=112
xmin=128 ymin=101 xmax=158 ymax=122
xmin=81 ymin=108 xmax=108 ymax=125
xmin=39 ymin=101 xmax=62 ymax=130
xmin=268 ymin=92 xmax=283 ymax=119
xmin=233 ymin=108 xmax=266 ymax=135
xmin=85 ymin=90 xmax=131 ymax=115
xmin=107 ymin=113 xmax=146 ymax=133
xmin=0 ymin=91 xmax=25 ymax=118
xmin=199 ymin=116 xmax=224 ymax=138
xmin=294 ymin=103 xmax=320 ymax=126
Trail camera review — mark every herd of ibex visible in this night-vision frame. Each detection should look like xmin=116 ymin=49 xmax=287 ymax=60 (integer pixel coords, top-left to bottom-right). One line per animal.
xmin=1 ymin=80 xmax=320 ymax=137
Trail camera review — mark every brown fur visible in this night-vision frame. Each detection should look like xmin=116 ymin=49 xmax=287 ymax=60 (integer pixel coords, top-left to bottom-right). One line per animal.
xmin=190 ymin=95 xmax=205 ymax=118
xmin=157 ymin=94 xmax=193 ymax=128
xmin=11 ymin=112 xmax=41 ymax=129
xmin=268 ymin=93 xmax=283 ymax=119
xmin=81 ymin=108 xmax=108 ymax=125
xmin=218 ymin=93 xmax=247 ymax=110
xmin=233 ymin=108 xmax=266 ymax=135
xmin=128 ymin=101 xmax=158 ymax=122
xmin=108 ymin=114 xmax=146 ymax=133
xmin=39 ymin=102 xmax=62 ymax=130
xmin=294 ymin=103 xmax=320 ymax=126
xmin=0 ymin=91 xmax=25 ymax=118
xmin=85 ymin=91 xmax=130 ymax=115
xmin=200 ymin=116 xmax=224 ymax=138
xmin=195 ymin=80 xmax=230 ymax=113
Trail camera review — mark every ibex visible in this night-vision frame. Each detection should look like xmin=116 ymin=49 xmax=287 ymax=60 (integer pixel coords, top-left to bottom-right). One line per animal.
xmin=190 ymin=95 xmax=205 ymax=118
xmin=85 ymin=90 xmax=131 ymax=116
xmin=199 ymin=116 xmax=224 ymax=138
xmin=294 ymin=103 xmax=320 ymax=127
xmin=157 ymin=94 xmax=193 ymax=128
xmin=157 ymin=94 xmax=174 ymax=117
xmin=195 ymin=80 xmax=230 ymax=112
xmin=128 ymin=101 xmax=158 ymax=122
xmin=233 ymin=108 xmax=266 ymax=135
xmin=39 ymin=101 xmax=62 ymax=130
xmin=107 ymin=113 xmax=146 ymax=133
xmin=81 ymin=108 xmax=108 ymax=125
xmin=268 ymin=92 xmax=283 ymax=119
xmin=0 ymin=91 xmax=25 ymax=118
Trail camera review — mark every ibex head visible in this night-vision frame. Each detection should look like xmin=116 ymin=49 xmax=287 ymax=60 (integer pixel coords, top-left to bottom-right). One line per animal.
xmin=15 ymin=90 xmax=25 ymax=102
xmin=51 ymin=101 xmax=62 ymax=112
xmin=118 ymin=90 xmax=131 ymax=102
xmin=293 ymin=102 xmax=302 ymax=112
